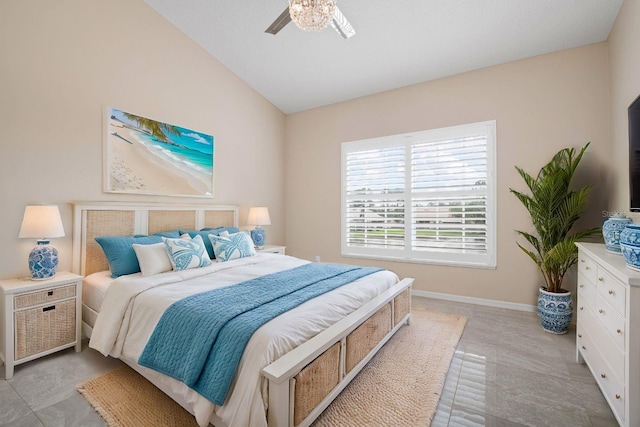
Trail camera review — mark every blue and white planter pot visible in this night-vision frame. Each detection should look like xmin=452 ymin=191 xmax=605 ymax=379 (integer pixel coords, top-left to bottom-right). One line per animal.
xmin=603 ymin=214 xmax=632 ymax=254
xmin=619 ymin=223 xmax=640 ymax=247
xmin=537 ymin=288 xmax=573 ymax=334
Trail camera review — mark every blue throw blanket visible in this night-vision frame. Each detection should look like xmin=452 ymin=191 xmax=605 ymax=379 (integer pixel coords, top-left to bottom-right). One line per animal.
xmin=138 ymin=263 xmax=382 ymax=405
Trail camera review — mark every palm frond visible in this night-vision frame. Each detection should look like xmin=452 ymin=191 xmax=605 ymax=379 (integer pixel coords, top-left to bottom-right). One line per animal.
xmin=511 ymin=142 xmax=600 ymax=293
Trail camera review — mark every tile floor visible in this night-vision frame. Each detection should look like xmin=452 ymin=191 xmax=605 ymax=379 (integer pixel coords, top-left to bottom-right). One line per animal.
xmin=0 ymin=297 xmax=619 ymax=426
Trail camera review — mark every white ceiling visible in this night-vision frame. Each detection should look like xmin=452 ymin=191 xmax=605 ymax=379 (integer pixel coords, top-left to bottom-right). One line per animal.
xmin=144 ymin=0 xmax=623 ymax=114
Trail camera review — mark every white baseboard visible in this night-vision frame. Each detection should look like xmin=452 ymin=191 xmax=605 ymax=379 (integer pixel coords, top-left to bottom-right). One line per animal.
xmin=411 ymin=289 xmax=537 ymax=313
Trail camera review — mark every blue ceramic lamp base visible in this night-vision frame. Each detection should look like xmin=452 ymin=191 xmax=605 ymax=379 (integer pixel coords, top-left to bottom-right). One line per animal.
xmin=251 ymin=227 xmax=266 ymax=249
xmin=28 ymin=240 xmax=59 ymax=280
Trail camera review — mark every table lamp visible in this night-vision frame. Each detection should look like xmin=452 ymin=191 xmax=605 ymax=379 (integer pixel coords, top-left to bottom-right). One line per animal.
xmin=18 ymin=205 xmax=65 ymax=280
xmin=247 ymin=207 xmax=271 ymax=249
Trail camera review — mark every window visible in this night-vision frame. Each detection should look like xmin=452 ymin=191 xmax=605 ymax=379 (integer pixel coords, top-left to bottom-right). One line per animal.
xmin=341 ymin=120 xmax=496 ymax=268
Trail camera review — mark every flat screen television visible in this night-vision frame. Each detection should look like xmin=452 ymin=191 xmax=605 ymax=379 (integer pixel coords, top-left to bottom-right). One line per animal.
xmin=630 ymin=94 xmax=640 ymax=211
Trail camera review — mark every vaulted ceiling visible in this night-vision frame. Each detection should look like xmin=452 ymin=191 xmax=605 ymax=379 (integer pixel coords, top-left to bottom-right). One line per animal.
xmin=145 ymin=0 xmax=624 ymax=114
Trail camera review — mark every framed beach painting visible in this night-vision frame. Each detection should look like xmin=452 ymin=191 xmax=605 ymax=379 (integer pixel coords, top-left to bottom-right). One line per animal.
xmin=104 ymin=107 xmax=214 ymax=197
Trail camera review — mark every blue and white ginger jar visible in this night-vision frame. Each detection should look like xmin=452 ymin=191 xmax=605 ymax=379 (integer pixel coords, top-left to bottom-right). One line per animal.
xmin=619 ymin=223 xmax=640 ymax=246
xmin=603 ymin=214 xmax=632 ymax=254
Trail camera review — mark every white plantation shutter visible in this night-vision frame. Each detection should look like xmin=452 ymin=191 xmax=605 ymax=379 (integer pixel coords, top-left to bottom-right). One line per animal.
xmin=342 ymin=121 xmax=496 ymax=268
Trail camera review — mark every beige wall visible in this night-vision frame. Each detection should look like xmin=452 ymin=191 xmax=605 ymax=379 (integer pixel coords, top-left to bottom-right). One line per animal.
xmin=0 ymin=0 xmax=285 ymax=279
xmin=609 ymin=0 xmax=640 ymax=213
xmin=285 ymin=43 xmax=611 ymax=306
xmin=0 ymin=0 xmax=629 ymax=308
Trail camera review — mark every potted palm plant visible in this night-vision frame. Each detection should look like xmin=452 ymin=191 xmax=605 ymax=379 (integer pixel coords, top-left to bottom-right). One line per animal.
xmin=510 ymin=142 xmax=601 ymax=334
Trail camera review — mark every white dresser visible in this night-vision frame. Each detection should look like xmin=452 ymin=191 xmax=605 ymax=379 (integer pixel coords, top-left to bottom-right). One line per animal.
xmin=576 ymin=243 xmax=640 ymax=427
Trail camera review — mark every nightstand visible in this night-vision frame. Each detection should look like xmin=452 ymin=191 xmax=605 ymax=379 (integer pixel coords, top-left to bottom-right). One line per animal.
xmin=1 ymin=271 xmax=83 ymax=379
xmin=256 ymin=245 xmax=286 ymax=255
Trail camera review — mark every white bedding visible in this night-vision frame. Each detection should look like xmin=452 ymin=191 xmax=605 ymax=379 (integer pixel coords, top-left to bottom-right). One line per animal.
xmin=89 ymin=253 xmax=398 ymax=427
xmin=82 ymin=271 xmax=114 ymax=313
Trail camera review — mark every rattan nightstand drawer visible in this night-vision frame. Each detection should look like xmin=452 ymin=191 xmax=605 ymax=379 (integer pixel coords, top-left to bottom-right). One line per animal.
xmin=14 ymin=284 xmax=76 ymax=310
xmin=15 ymin=299 xmax=76 ymax=360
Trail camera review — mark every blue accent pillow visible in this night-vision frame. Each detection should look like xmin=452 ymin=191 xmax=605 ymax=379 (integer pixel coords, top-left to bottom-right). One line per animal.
xmin=153 ymin=230 xmax=181 ymax=238
xmin=179 ymin=227 xmax=240 ymax=259
xmin=95 ymin=235 xmax=163 ymax=278
xmin=209 ymin=232 xmax=256 ymax=262
xmin=201 ymin=227 xmax=240 ymax=234
xmin=163 ymin=235 xmax=212 ymax=271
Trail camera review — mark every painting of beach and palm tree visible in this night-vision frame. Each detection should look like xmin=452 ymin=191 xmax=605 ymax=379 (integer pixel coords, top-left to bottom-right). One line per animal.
xmin=104 ymin=107 xmax=214 ymax=197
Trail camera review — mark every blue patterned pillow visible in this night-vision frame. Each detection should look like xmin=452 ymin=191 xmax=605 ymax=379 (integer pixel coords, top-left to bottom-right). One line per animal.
xmin=163 ymin=235 xmax=212 ymax=271
xmin=209 ymin=232 xmax=256 ymax=262
xmin=178 ymin=227 xmax=239 ymax=259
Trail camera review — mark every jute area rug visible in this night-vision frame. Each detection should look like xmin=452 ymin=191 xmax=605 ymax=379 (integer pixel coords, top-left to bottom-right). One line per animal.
xmin=78 ymin=309 xmax=466 ymax=427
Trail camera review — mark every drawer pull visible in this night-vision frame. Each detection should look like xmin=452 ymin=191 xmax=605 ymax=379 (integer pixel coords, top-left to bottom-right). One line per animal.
xmin=582 ymin=345 xmax=586 ymax=350
xmin=578 ymin=334 xmax=582 ymax=338
xmin=47 ymin=290 xmax=53 ymax=296
xmin=600 ymin=373 xmax=606 ymax=378
xmin=580 ymin=306 xmax=583 ymax=310
xmin=585 ymin=266 xmax=590 ymax=270
xmin=617 ymin=329 xmax=622 ymax=334
xmin=616 ymin=394 xmax=621 ymax=400
xmin=579 ymin=284 xmax=584 ymax=288
xmin=608 ymin=290 xmax=614 ymax=295
xmin=42 ymin=305 xmax=55 ymax=312
xmin=598 ymin=277 xmax=603 ymax=281
xmin=598 ymin=309 xmax=604 ymax=314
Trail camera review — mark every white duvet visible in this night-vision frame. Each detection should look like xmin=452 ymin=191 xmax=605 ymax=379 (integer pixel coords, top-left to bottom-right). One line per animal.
xmin=89 ymin=253 xmax=398 ymax=427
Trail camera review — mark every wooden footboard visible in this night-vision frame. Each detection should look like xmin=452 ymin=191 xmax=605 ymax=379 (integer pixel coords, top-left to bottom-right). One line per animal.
xmin=262 ymin=278 xmax=413 ymax=427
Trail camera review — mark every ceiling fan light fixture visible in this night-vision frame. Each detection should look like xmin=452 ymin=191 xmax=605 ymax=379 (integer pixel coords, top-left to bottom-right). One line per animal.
xmin=289 ymin=0 xmax=338 ymax=32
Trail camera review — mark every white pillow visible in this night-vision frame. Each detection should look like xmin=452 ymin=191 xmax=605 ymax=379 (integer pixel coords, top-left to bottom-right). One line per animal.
xmin=209 ymin=231 xmax=256 ymax=262
xmin=132 ymin=242 xmax=173 ymax=276
xmin=163 ymin=234 xmax=213 ymax=271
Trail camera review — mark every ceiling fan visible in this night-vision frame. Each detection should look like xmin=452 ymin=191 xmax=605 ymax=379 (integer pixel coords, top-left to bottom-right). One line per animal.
xmin=265 ymin=1 xmax=356 ymax=39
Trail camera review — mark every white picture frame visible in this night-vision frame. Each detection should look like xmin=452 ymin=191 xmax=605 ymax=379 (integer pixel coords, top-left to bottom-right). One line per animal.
xmin=103 ymin=107 xmax=214 ymax=198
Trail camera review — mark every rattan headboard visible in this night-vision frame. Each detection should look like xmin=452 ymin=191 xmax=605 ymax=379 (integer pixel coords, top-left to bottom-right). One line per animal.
xmin=71 ymin=201 xmax=239 ymax=276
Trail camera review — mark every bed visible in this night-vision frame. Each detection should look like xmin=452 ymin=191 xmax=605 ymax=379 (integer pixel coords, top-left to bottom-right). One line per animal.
xmin=71 ymin=201 xmax=413 ymax=427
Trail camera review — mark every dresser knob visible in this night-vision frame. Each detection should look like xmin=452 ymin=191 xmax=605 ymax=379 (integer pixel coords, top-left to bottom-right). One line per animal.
xmin=616 ymin=394 xmax=621 ymax=400
xmin=586 ymin=266 xmax=590 ymax=270
xmin=582 ymin=345 xmax=586 ymax=350
xmin=601 ymin=373 xmax=606 ymax=378
xmin=608 ymin=290 xmax=613 ymax=295
xmin=578 ymin=334 xmax=582 ymax=338
xmin=579 ymin=284 xmax=584 ymax=288
xmin=599 ymin=309 xmax=604 ymax=314
xmin=581 ymin=259 xmax=585 ymax=263
xmin=598 ymin=277 xmax=603 ymax=281
xmin=617 ymin=329 xmax=622 ymax=334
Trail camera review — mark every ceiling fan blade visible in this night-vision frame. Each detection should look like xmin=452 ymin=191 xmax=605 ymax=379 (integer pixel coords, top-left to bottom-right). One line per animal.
xmin=330 ymin=7 xmax=356 ymax=39
xmin=265 ymin=7 xmax=292 ymax=35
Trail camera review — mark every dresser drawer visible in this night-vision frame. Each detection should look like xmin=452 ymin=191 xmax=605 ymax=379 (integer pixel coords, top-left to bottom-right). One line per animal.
xmin=595 ymin=267 xmax=626 ymax=317
xmin=591 ymin=296 xmax=626 ymax=351
xmin=577 ymin=276 xmax=596 ymax=309
xmin=578 ymin=328 xmax=625 ymax=421
xmin=14 ymin=284 xmax=76 ymax=310
xmin=578 ymin=302 xmax=624 ymax=382
xmin=578 ymin=254 xmax=597 ymax=283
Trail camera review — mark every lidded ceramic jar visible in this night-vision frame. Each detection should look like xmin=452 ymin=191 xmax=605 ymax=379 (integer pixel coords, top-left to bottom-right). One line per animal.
xmin=619 ymin=223 xmax=640 ymax=246
xmin=604 ymin=213 xmax=633 ymax=254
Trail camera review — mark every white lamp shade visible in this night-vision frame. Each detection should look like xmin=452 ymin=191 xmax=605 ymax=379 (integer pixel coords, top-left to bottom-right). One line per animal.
xmin=19 ymin=205 xmax=65 ymax=239
xmin=247 ymin=207 xmax=271 ymax=226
